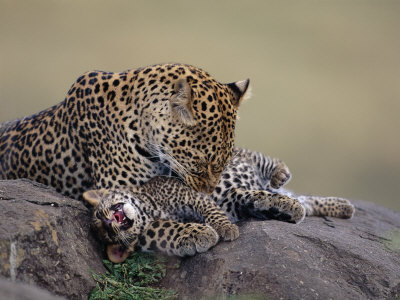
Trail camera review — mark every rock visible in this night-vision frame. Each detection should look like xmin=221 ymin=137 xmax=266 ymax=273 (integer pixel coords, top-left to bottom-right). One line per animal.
xmin=0 ymin=277 xmax=66 ymax=300
xmin=159 ymin=200 xmax=400 ymax=299
xmin=0 ymin=179 xmax=106 ymax=300
xmin=1 ymin=178 xmax=399 ymax=300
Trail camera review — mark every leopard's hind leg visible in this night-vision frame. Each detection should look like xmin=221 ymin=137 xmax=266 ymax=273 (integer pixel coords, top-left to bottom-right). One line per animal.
xmin=297 ymin=195 xmax=355 ymax=219
xmin=257 ymin=153 xmax=354 ymax=219
xmin=221 ymin=188 xmax=306 ymax=224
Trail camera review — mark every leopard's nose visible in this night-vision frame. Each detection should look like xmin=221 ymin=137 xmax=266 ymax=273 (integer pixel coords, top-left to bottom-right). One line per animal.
xmin=103 ymin=218 xmax=113 ymax=228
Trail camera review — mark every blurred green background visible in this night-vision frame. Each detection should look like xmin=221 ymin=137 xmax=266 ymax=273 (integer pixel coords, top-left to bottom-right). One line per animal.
xmin=1 ymin=1 xmax=399 ymax=211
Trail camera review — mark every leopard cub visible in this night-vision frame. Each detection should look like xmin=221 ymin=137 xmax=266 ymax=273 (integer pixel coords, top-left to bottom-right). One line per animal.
xmin=83 ymin=177 xmax=239 ymax=263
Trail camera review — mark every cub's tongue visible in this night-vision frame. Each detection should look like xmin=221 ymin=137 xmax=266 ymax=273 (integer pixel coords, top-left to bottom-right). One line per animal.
xmin=106 ymin=244 xmax=130 ymax=263
xmin=113 ymin=210 xmax=124 ymax=223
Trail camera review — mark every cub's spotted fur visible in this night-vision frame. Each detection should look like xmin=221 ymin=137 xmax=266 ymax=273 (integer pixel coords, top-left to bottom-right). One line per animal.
xmin=212 ymin=148 xmax=355 ymax=221
xmin=85 ymin=148 xmax=354 ymax=261
xmin=0 ymin=64 xmax=249 ymax=198
xmin=84 ymin=177 xmax=239 ymax=262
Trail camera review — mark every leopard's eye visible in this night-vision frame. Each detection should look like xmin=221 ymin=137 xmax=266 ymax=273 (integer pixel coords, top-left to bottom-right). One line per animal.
xmin=190 ymin=161 xmax=207 ymax=176
xmin=211 ymin=165 xmax=223 ymax=173
xmin=191 ymin=170 xmax=205 ymax=177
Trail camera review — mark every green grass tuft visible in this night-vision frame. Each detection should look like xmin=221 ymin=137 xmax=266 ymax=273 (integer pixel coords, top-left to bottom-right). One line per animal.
xmin=89 ymin=252 xmax=177 ymax=300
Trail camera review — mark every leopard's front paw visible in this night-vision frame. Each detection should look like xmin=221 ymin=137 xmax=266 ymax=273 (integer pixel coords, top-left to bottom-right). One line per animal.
xmin=253 ymin=193 xmax=306 ymax=224
xmin=269 ymin=161 xmax=291 ymax=189
xmin=176 ymin=224 xmax=219 ymax=256
xmin=214 ymin=223 xmax=239 ymax=241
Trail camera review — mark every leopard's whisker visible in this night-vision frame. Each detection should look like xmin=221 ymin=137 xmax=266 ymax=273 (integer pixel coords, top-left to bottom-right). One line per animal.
xmin=119 ymin=232 xmax=131 ymax=248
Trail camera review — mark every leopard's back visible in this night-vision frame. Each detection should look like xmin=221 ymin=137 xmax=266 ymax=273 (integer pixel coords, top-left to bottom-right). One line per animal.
xmin=0 ymin=64 xmax=250 ymax=199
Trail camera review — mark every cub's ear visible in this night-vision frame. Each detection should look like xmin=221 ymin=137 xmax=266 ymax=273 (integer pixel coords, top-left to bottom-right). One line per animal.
xmin=171 ymin=79 xmax=196 ymax=126
xmin=83 ymin=189 xmax=109 ymax=208
xmin=227 ymin=79 xmax=250 ymax=107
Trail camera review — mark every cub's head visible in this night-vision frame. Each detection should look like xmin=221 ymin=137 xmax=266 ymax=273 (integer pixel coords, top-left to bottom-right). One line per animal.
xmin=83 ymin=189 xmax=145 ymax=263
xmin=133 ymin=64 xmax=250 ymax=194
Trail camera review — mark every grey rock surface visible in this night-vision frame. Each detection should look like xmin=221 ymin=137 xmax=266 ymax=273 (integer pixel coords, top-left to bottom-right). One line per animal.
xmin=0 ymin=179 xmax=105 ymax=300
xmin=160 ymin=200 xmax=400 ymax=299
xmin=0 ymin=277 xmax=66 ymax=300
xmin=0 ymin=178 xmax=399 ymax=300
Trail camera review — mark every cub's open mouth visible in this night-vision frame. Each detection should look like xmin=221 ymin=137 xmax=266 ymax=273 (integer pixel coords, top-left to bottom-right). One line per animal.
xmin=109 ymin=203 xmax=133 ymax=230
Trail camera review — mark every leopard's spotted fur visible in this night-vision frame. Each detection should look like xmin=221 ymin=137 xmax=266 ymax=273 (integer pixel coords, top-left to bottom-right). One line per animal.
xmin=84 ymin=176 xmax=239 ymax=262
xmin=85 ymin=148 xmax=354 ymax=261
xmin=0 ymin=63 xmax=354 ymax=261
xmin=0 ymin=63 xmax=249 ymax=198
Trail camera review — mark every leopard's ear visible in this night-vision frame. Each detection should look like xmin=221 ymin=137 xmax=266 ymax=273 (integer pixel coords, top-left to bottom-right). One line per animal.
xmin=171 ymin=79 xmax=196 ymax=126
xmin=107 ymin=244 xmax=131 ymax=263
xmin=227 ymin=79 xmax=251 ymax=107
xmin=83 ymin=189 xmax=109 ymax=208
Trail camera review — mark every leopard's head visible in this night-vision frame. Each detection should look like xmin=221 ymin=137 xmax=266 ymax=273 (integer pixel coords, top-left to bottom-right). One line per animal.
xmin=135 ymin=64 xmax=250 ymax=194
xmin=83 ymin=189 xmax=145 ymax=263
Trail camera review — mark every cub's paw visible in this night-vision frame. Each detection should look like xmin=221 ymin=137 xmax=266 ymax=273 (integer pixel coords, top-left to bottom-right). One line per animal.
xmin=269 ymin=161 xmax=291 ymax=189
xmin=176 ymin=223 xmax=219 ymax=256
xmin=251 ymin=193 xmax=306 ymax=224
xmin=214 ymin=223 xmax=239 ymax=241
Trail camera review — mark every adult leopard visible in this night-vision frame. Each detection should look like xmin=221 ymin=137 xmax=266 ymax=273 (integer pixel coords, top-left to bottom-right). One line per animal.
xmin=0 ymin=63 xmax=250 ymax=199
